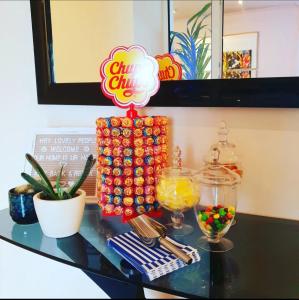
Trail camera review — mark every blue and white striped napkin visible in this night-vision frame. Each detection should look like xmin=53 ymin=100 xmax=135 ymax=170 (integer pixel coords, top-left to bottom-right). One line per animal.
xmin=107 ymin=231 xmax=200 ymax=281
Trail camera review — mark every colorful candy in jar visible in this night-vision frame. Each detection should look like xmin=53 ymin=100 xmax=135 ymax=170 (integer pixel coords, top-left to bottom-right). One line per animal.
xmin=197 ymin=205 xmax=236 ymax=237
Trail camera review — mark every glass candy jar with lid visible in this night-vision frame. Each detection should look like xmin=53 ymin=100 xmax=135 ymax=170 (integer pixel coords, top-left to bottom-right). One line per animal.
xmin=204 ymin=121 xmax=243 ymax=178
xmin=195 ymin=147 xmax=241 ymax=252
xmin=156 ymin=146 xmax=200 ymax=236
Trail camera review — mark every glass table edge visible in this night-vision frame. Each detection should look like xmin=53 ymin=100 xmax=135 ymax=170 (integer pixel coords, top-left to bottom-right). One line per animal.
xmin=0 ymin=225 xmax=204 ymax=299
xmin=2 ymin=205 xmax=298 ymax=299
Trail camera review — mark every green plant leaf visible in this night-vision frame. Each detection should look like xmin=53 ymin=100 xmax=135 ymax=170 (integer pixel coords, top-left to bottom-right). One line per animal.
xmin=63 ymin=191 xmax=72 ymax=199
xmin=68 ymin=155 xmax=96 ymax=197
xmin=195 ymin=35 xmax=211 ymax=79
xmin=189 ymin=7 xmax=209 ymax=36
xmin=196 ymin=36 xmax=208 ymax=66
xmin=198 ymin=55 xmax=211 ymax=78
xmin=55 ymin=165 xmax=64 ymax=200
xmin=187 ymin=2 xmax=211 ymax=30
xmin=21 ymin=172 xmax=58 ymax=200
xmin=25 ymin=153 xmax=56 ymax=196
xmin=190 ymin=13 xmax=209 ymax=40
xmin=192 ymin=21 xmax=207 ymax=42
xmin=203 ymin=71 xmax=211 ymax=79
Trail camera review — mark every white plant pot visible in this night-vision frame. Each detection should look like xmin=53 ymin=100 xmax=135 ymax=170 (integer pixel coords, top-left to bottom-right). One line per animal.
xmin=33 ymin=189 xmax=86 ymax=238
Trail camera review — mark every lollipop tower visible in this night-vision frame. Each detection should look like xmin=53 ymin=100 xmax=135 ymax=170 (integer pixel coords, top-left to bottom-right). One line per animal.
xmin=96 ymin=45 xmax=169 ymax=220
xmin=96 ymin=115 xmax=168 ymax=219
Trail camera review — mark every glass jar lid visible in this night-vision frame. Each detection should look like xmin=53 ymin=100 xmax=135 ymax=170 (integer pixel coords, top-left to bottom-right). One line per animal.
xmin=159 ymin=146 xmax=199 ymax=178
xmin=199 ymin=148 xmax=241 ymax=185
xmin=160 ymin=167 xmax=199 ymax=178
xmin=204 ymin=121 xmax=239 ymax=165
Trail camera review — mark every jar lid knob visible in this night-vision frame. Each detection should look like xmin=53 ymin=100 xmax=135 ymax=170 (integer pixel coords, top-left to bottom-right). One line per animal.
xmin=218 ymin=120 xmax=229 ymax=142
xmin=173 ymin=146 xmax=182 ymax=169
xmin=212 ymin=147 xmax=220 ymax=164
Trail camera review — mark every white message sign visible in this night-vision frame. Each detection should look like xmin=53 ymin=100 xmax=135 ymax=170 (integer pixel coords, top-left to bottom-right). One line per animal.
xmin=28 ymin=128 xmax=97 ymax=201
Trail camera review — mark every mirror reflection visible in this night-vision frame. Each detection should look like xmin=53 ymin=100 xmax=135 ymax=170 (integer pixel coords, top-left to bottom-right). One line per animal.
xmin=50 ymin=0 xmax=168 ymax=83
xmin=172 ymin=0 xmax=299 ymax=79
xmin=50 ymin=0 xmax=299 ymax=83
xmin=223 ymin=0 xmax=299 ymax=78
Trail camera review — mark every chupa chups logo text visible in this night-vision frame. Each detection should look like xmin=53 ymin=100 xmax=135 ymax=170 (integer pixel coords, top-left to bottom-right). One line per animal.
xmin=108 ymin=61 xmax=144 ymax=97
xmin=100 ymin=45 xmax=159 ymax=108
xmin=155 ymin=53 xmax=182 ymax=81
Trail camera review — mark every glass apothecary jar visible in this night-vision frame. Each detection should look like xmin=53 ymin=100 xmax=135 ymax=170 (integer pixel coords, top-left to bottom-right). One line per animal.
xmin=156 ymin=147 xmax=200 ymax=236
xmin=195 ymin=148 xmax=241 ymax=252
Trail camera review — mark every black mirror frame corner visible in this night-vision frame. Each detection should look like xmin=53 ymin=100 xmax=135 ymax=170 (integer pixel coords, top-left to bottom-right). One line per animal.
xmin=30 ymin=0 xmax=299 ymax=108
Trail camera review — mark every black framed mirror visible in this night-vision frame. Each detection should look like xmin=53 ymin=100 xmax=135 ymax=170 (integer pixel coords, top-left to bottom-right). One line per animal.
xmin=30 ymin=0 xmax=299 ymax=107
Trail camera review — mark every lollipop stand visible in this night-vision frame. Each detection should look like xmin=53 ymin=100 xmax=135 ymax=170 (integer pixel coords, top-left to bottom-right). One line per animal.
xmin=97 ymin=45 xmax=169 ymax=222
xmin=96 ymin=113 xmax=168 ymax=222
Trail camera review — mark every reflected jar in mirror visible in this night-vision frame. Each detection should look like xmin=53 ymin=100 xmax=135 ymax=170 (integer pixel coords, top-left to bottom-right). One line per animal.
xmin=195 ymin=158 xmax=240 ymax=252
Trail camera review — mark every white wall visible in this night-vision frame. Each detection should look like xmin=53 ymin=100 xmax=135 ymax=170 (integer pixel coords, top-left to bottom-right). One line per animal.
xmin=224 ymin=5 xmax=299 ymax=77
xmin=1 ymin=0 xmax=299 ymax=297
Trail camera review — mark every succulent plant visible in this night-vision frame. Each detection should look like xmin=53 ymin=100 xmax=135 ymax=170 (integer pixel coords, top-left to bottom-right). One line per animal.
xmin=21 ymin=153 xmax=96 ymax=200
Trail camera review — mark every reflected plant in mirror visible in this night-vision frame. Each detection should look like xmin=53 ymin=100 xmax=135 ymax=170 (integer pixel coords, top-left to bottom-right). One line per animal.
xmin=170 ymin=2 xmax=211 ymax=80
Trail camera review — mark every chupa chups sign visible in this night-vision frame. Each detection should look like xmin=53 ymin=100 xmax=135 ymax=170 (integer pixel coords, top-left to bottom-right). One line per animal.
xmin=100 ymin=45 xmax=159 ymax=115
xmin=155 ymin=53 xmax=182 ymax=81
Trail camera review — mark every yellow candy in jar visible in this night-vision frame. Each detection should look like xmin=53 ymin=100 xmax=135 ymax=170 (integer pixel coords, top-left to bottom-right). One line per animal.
xmin=156 ymin=176 xmax=198 ymax=211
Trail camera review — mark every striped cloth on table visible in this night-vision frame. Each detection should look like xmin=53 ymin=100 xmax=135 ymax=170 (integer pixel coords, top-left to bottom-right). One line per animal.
xmin=107 ymin=231 xmax=200 ymax=281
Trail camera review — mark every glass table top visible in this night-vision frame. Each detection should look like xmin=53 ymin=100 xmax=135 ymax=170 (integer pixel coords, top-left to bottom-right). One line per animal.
xmin=0 ymin=205 xmax=298 ymax=298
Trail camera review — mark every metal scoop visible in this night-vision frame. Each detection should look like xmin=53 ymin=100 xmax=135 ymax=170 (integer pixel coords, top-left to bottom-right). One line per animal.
xmin=128 ymin=215 xmax=192 ymax=265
